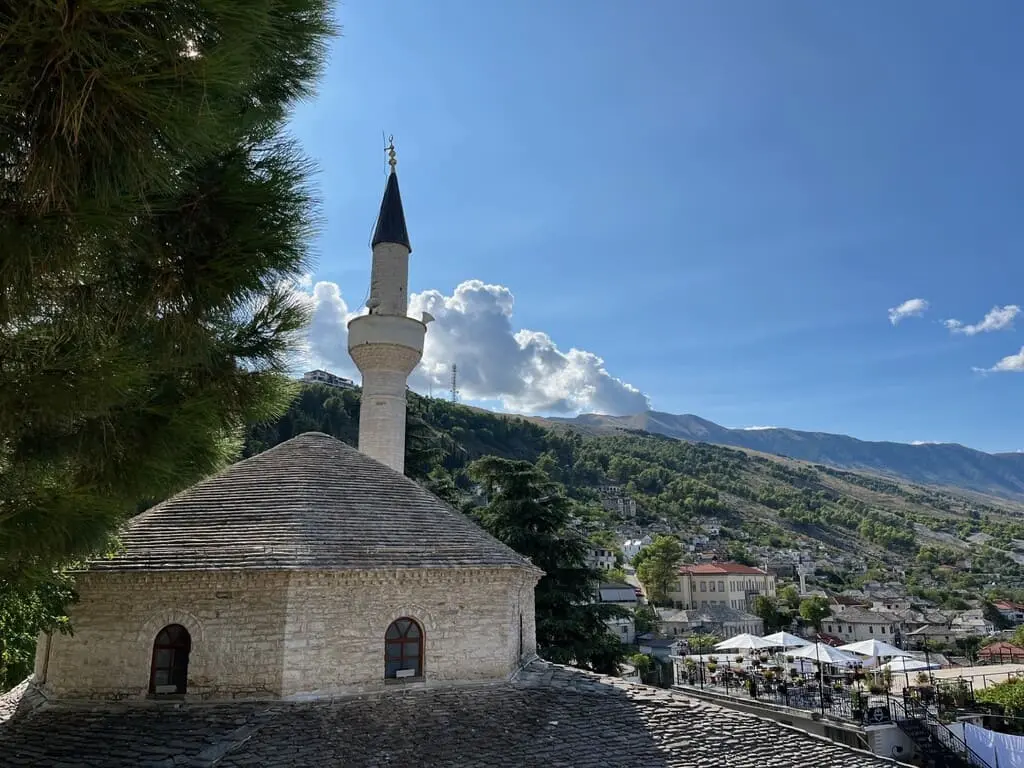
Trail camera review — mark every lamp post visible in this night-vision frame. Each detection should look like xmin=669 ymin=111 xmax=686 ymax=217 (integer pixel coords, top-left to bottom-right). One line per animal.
xmin=921 ymin=639 xmax=934 ymax=687
xmin=695 ymin=635 xmax=705 ymax=691
xmin=816 ymin=643 xmax=826 ymax=715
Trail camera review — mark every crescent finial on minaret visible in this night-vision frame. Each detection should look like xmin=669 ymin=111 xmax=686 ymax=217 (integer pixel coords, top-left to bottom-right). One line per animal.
xmin=371 ymin=135 xmax=410 ymax=252
xmin=386 ymin=134 xmax=397 ymax=173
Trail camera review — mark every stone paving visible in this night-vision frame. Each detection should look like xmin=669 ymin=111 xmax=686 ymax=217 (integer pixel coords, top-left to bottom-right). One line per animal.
xmin=0 ymin=661 xmax=905 ymax=767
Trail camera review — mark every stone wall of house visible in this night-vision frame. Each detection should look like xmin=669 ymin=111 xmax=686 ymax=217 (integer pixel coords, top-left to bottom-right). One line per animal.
xmin=38 ymin=570 xmax=289 ymax=700
xmin=280 ymin=566 xmax=540 ymax=699
xmin=37 ymin=566 xmax=540 ymax=702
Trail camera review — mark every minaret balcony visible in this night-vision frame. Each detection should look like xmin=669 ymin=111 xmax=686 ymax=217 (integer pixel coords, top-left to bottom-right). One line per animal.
xmin=347 ymin=313 xmax=427 ymax=356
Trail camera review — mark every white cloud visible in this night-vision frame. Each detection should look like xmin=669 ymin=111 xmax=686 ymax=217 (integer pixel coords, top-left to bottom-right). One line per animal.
xmin=974 ymin=346 xmax=1024 ymax=374
xmin=740 ymin=426 xmax=777 ymax=431
xmin=888 ymin=298 xmax=929 ymax=325
xmin=302 ymin=278 xmax=650 ymax=416
xmin=944 ymin=304 xmax=1020 ymax=335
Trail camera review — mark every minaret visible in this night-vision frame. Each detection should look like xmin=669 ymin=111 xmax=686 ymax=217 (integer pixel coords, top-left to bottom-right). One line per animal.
xmin=347 ymin=138 xmax=432 ymax=473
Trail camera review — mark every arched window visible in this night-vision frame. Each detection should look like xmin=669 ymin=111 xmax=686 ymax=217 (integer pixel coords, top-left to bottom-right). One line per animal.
xmin=149 ymin=624 xmax=191 ymax=694
xmin=384 ymin=617 xmax=423 ymax=679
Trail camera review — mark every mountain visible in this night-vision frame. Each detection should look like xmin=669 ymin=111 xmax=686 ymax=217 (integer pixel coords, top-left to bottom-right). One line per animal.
xmin=539 ymin=411 xmax=1024 ymax=502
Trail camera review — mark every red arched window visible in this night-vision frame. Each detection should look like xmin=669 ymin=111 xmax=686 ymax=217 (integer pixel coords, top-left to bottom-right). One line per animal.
xmin=149 ymin=624 xmax=191 ymax=694
xmin=384 ymin=617 xmax=423 ymax=679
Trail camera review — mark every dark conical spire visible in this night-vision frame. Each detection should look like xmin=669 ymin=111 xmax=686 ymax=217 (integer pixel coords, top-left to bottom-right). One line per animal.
xmin=371 ymin=139 xmax=411 ymax=252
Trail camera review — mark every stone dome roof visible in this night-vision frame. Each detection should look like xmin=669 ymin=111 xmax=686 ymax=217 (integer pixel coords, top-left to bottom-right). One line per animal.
xmin=92 ymin=432 xmax=536 ymax=573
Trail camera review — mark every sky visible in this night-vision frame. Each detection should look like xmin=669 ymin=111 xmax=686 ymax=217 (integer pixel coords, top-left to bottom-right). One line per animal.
xmin=288 ymin=0 xmax=1024 ymax=453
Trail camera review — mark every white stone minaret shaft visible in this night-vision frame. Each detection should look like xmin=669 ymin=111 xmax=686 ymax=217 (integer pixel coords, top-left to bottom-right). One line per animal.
xmin=347 ymin=142 xmax=428 ymax=474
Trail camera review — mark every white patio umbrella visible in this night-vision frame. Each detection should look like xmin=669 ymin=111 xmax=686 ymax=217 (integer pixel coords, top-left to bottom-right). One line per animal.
xmin=761 ymin=631 xmax=811 ymax=649
xmin=713 ymin=633 xmax=776 ymax=651
xmin=838 ymin=639 xmax=905 ymax=659
xmin=878 ymin=656 xmax=940 ymax=673
xmin=790 ymin=642 xmax=860 ymax=667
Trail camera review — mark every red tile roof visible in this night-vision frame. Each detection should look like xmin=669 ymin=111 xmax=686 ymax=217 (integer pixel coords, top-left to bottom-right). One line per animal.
xmin=679 ymin=562 xmax=767 ymax=575
xmin=979 ymin=641 xmax=1024 ymax=657
xmin=994 ymin=601 xmax=1024 ymax=611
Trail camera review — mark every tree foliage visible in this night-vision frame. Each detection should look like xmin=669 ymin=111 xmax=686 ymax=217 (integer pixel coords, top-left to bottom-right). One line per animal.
xmin=467 ymin=457 xmax=627 ymax=675
xmin=0 ymin=0 xmax=335 ymax=581
xmin=752 ymin=595 xmax=786 ymax=633
xmin=799 ymin=596 xmax=831 ymax=630
xmin=633 ymin=604 xmax=659 ymax=636
xmin=778 ymin=584 xmax=801 ymax=611
xmin=634 ymin=535 xmax=684 ymax=605
xmin=977 ymin=678 xmax=1024 ymax=716
xmin=0 ymin=574 xmax=77 ymax=690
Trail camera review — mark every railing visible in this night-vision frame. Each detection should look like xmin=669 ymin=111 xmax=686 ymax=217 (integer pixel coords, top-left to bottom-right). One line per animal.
xmin=674 ymin=673 xmax=893 ymax=726
xmin=891 ymin=698 xmax=993 ymax=768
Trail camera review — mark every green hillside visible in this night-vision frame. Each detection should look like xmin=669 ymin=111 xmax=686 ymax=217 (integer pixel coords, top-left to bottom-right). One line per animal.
xmin=245 ymin=385 xmax=1024 ymax=602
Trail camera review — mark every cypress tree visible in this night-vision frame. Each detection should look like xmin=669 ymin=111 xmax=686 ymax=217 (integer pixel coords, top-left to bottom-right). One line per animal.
xmin=0 ymin=1 xmax=335 ymax=579
xmin=468 ymin=457 xmax=628 ymax=675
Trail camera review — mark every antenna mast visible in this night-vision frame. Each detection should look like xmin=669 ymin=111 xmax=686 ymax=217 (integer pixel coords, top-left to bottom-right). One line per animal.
xmin=449 ymin=364 xmax=459 ymax=403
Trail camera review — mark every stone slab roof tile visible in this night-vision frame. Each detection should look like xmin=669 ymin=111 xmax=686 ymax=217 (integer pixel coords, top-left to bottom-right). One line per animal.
xmin=92 ymin=432 xmax=535 ymax=573
xmin=1 ymin=662 xmax=906 ymax=767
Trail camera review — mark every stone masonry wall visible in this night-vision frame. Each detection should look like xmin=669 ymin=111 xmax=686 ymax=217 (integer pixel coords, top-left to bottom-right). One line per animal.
xmin=38 ymin=567 xmax=541 ymax=702
xmin=368 ymin=242 xmax=410 ymax=316
xmin=281 ymin=567 xmax=539 ymax=699
xmin=39 ymin=571 xmax=289 ymax=700
xmin=352 ymin=361 xmax=415 ymax=473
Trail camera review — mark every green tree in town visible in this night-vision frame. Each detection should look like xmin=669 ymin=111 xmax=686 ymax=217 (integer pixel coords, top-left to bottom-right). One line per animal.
xmin=468 ymin=457 xmax=627 ymax=674
xmin=1013 ymin=625 xmax=1024 ymax=649
xmin=752 ymin=595 xmax=785 ymax=633
xmin=633 ymin=604 xmax=660 ymax=636
xmin=0 ymin=574 xmax=77 ymax=690
xmin=778 ymin=584 xmax=802 ymax=611
xmin=954 ymin=636 xmax=982 ymax=665
xmin=687 ymin=632 xmax=721 ymax=659
xmin=977 ymin=679 xmax=1024 ymax=716
xmin=605 ymin=567 xmax=630 ymax=584
xmin=628 ymin=652 xmax=653 ymax=677
xmin=0 ymin=2 xmax=334 ymax=580
xmin=423 ymin=467 xmax=463 ymax=508
xmin=799 ymin=596 xmax=832 ymax=631
xmin=634 ymin=535 xmax=685 ymax=605
xmin=727 ymin=542 xmax=757 ymax=567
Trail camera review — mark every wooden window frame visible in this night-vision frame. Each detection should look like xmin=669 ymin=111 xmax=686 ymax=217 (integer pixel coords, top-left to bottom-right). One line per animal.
xmin=149 ymin=623 xmax=191 ymax=695
xmin=384 ymin=617 xmax=424 ymax=680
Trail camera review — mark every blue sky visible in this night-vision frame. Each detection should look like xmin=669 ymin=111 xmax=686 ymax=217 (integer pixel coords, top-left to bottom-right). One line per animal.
xmin=290 ymin=1 xmax=1024 ymax=453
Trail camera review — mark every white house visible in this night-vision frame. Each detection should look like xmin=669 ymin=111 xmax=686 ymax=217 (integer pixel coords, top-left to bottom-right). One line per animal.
xmin=623 ymin=536 xmax=652 ymax=561
xmin=302 ymin=369 xmax=356 ymax=389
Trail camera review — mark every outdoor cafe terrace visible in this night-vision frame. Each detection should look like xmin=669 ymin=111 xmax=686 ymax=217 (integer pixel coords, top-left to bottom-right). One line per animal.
xmin=668 ymin=633 xmax=1024 ymax=728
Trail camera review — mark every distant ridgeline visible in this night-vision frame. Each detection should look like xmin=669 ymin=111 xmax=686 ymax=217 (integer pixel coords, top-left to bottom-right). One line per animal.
xmin=244 ymin=383 xmax=1024 ymax=597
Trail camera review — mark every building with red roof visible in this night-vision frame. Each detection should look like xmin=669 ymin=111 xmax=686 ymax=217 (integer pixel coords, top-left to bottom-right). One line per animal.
xmin=993 ymin=601 xmax=1024 ymax=625
xmin=667 ymin=562 xmax=776 ymax=611
xmin=979 ymin=640 xmax=1024 ymax=664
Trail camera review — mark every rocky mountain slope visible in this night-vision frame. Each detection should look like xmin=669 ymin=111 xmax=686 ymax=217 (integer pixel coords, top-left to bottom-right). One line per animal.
xmin=539 ymin=411 xmax=1024 ymax=502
